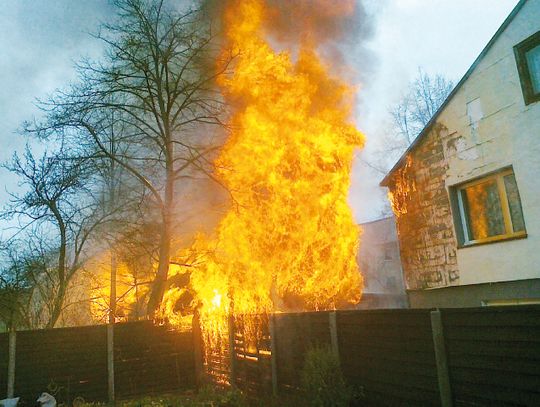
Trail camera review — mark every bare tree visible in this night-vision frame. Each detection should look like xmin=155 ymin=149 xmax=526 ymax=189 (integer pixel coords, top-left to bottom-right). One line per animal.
xmin=367 ymin=68 xmax=454 ymax=174
xmin=359 ymin=69 xmax=454 ymax=218
xmin=0 ymin=238 xmax=65 ymax=329
xmin=0 ymin=243 xmax=34 ymax=330
xmin=1 ymin=147 xmax=118 ymax=327
xmin=28 ymin=0 xmax=233 ymax=316
xmin=390 ymin=68 xmax=454 ymax=145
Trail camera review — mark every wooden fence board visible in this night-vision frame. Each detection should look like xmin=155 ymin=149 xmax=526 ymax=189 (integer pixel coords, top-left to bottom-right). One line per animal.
xmin=442 ymin=306 xmax=540 ymax=406
xmin=231 ymin=314 xmax=273 ymax=395
xmin=273 ymin=312 xmax=333 ymax=391
xmin=114 ymin=321 xmax=194 ymax=399
xmin=191 ymin=307 xmax=540 ymax=406
xmin=13 ymin=325 xmax=108 ymax=405
xmin=0 ymin=322 xmax=194 ymax=405
xmin=451 ymin=382 xmax=540 ymax=406
xmin=9 ymin=306 xmax=537 ymax=406
xmin=337 ymin=309 xmax=440 ymax=406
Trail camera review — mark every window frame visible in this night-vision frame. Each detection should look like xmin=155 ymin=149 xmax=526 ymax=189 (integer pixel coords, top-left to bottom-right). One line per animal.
xmin=514 ymin=30 xmax=540 ymax=105
xmin=451 ymin=167 xmax=527 ymax=248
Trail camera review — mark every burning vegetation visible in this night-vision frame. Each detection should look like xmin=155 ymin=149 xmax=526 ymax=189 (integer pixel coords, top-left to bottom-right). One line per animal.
xmin=1 ymin=0 xmax=365 ymax=332
xmin=162 ymin=0 xmax=365 ymax=324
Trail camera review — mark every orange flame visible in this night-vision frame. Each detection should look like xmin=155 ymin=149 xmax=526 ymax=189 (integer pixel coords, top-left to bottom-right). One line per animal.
xmin=388 ymin=156 xmax=416 ymax=218
xmin=186 ymin=0 xmax=364 ymax=320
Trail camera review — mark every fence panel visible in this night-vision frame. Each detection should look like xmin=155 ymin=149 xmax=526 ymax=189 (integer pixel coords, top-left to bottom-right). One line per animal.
xmin=274 ymin=311 xmax=332 ymax=392
xmin=114 ymin=321 xmax=195 ymax=399
xmin=337 ymin=309 xmax=440 ymax=406
xmin=199 ymin=314 xmax=231 ymax=386
xmin=442 ymin=306 xmax=540 ymax=407
xmin=1 ymin=321 xmax=195 ymax=405
xmin=233 ymin=314 xmax=272 ymax=395
xmin=0 ymin=331 xmax=10 ymax=399
xmin=13 ymin=324 xmax=108 ymax=405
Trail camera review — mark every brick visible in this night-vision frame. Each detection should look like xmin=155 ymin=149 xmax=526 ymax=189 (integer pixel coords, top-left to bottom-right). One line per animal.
xmin=388 ymin=125 xmax=458 ymax=290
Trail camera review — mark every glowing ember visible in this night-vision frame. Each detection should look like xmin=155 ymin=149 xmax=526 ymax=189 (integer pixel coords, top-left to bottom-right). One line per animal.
xmin=182 ymin=0 xmax=365 ymax=321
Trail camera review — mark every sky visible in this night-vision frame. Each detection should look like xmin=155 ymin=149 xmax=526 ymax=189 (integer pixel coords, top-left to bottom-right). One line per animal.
xmin=0 ymin=0 xmax=521 ymax=235
xmin=351 ymin=0 xmax=520 ymax=222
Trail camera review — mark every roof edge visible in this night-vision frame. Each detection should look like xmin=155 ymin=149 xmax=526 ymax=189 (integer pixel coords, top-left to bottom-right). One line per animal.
xmin=358 ymin=215 xmax=395 ymax=226
xmin=380 ymin=0 xmax=527 ymax=187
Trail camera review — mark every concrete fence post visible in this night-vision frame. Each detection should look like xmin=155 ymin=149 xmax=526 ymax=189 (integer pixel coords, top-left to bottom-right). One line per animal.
xmin=192 ymin=312 xmax=205 ymax=387
xmin=107 ymin=324 xmax=115 ymax=404
xmin=228 ymin=314 xmax=237 ymax=387
xmin=329 ymin=311 xmax=340 ymax=362
xmin=269 ymin=314 xmax=278 ymax=396
xmin=431 ymin=310 xmax=453 ymax=407
xmin=7 ymin=329 xmax=16 ymax=398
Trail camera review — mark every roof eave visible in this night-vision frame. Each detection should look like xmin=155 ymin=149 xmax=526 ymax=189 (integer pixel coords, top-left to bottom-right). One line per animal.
xmin=379 ymin=0 xmax=528 ymax=188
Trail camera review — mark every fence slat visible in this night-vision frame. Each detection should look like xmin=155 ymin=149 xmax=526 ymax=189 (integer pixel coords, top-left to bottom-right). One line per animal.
xmin=228 ymin=315 xmax=237 ymax=387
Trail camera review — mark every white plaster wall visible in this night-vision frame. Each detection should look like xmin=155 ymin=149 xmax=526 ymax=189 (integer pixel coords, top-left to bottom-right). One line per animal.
xmin=439 ymin=0 xmax=540 ymax=286
xmin=358 ymin=217 xmax=404 ymax=294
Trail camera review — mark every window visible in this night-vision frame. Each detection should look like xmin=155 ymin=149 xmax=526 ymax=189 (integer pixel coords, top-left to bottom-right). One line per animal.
xmin=514 ymin=30 xmax=540 ymax=105
xmin=453 ymin=168 xmax=526 ymax=247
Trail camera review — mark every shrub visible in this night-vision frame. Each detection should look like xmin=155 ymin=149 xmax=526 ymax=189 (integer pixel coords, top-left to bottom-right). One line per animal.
xmin=300 ymin=345 xmax=352 ymax=407
xmin=196 ymin=386 xmax=249 ymax=407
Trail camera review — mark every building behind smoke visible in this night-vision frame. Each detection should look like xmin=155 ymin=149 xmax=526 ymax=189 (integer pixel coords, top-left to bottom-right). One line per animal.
xmin=357 ymin=216 xmax=407 ymax=309
xmin=381 ymin=0 xmax=540 ymax=308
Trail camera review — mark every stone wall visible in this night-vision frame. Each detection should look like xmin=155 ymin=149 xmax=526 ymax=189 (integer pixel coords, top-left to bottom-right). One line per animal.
xmin=387 ymin=124 xmax=459 ymax=290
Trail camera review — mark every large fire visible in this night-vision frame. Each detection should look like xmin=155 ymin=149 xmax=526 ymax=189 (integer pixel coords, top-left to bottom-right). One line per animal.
xmin=87 ymin=0 xmax=365 ymax=330
xmin=182 ymin=0 xmax=364 ymax=320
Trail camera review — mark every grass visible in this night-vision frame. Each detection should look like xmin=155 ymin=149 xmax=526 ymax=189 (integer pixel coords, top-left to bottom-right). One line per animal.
xmin=75 ymin=386 xmax=249 ymax=407
xmin=74 ymin=386 xmax=309 ymax=407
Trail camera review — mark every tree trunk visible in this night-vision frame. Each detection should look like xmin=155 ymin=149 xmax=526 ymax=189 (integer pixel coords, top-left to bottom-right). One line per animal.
xmin=147 ymin=142 xmax=174 ymax=316
xmin=48 ymin=202 xmax=67 ymax=328
xmin=147 ymin=208 xmax=172 ymax=316
xmin=48 ymin=283 xmax=66 ymax=328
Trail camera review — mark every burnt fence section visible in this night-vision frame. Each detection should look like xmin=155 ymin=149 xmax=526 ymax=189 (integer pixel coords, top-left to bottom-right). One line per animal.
xmin=198 ymin=314 xmax=231 ymax=387
xmin=216 ymin=306 xmax=540 ymax=407
xmin=0 ymin=321 xmax=195 ymax=405
xmin=233 ymin=313 xmax=272 ymax=395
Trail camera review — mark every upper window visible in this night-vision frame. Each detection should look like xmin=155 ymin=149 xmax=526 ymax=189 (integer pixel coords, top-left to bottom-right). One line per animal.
xmin=452 ymin=168 xmax=526 ymax=247
xmin=514 ymin=30 xmax=540 ymax=105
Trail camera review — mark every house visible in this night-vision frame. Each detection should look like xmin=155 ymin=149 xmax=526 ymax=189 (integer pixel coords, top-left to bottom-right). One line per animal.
xmin=357 ymin=216 xmax=408 ymax=309
xmin=380 ymin=0 xmax=540 ymax=308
